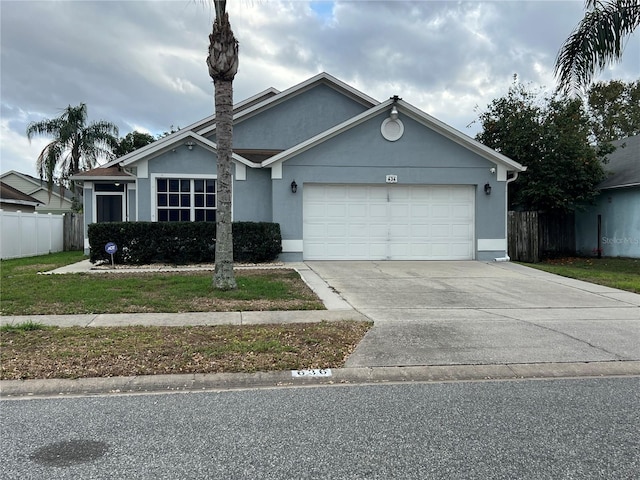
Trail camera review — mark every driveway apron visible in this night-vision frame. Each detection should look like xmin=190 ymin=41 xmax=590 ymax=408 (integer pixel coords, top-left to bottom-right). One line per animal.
xmin=305 ymin=261 xmax=640 ymax=368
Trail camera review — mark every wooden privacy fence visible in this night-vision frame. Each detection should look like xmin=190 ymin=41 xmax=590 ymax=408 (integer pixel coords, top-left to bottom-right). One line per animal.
xmin=63 ymin=212 xmax=84 ymax=251
xmin=508 ymin=211 xmax=575 ymax=263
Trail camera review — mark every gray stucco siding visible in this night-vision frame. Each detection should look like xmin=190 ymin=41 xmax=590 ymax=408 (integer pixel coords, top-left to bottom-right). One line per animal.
xmin=283 ymin=113 xmax=495 ymax=170
xmin=232 ymin=168 xmax=272 ymax=222
xmin=231 ymin=84 xmax=370 ymax=150
xmin=147 ymin=147 xmax=218 ymax=175
xmin=83 ymin=185 xmax=93 ymax=251
xmin=128 ymin=188 xmax=136 ymax=221
xmin=575 ymin=188 xmax=640 ymax=258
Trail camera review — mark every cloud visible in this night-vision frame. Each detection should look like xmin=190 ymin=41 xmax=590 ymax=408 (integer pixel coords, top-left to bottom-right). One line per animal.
xmin=1 ymin=0 xmax=638 ymax=177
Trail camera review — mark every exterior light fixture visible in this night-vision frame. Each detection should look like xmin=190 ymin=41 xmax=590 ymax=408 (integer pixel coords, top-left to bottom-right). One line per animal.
xmin=185 ymin=141 xmax=195 ymax=150
xmin=490 ymin=167 xmax=496 ymax=174
xmin=484 ymin=183 xmax=492 ymax=195
xmin=291 ymin=180 xmax=298 ymax=193
xmin=381 ymin=100 xmax=404 ymax=142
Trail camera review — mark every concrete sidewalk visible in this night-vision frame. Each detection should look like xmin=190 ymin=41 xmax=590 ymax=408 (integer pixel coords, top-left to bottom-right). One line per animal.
xmin=2 ymin=260 xmax=639 ymax=398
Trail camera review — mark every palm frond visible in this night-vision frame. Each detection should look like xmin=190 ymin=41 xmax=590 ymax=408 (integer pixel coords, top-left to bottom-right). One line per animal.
xmin=555 ymin=0 xmax=640 ymax=95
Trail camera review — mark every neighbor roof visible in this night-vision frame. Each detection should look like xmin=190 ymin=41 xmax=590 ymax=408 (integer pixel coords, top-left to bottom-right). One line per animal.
xmin=0 ymin=170 xmax=74 ymax=201
xmin=598 ymin=135 xmax=640 ymax=190
xmin=0 ymin=181 xmax=41 ymax=206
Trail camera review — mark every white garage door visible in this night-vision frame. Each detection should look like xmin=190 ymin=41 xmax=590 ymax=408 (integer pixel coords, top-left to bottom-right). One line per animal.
xmin=303 ymin=184 xmax=474 ymax=260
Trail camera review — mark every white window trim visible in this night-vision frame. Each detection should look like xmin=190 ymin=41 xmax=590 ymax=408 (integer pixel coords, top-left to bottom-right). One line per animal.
xmin=150 ymin=173 xmax=232 ymax=222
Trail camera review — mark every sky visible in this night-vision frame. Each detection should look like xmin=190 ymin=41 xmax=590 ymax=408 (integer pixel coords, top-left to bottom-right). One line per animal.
xmin=1 ymin=0 xmax=639 ymax=178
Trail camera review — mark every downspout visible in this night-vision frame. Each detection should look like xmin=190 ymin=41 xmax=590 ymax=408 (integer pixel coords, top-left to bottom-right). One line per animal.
xmin=494 ymin=171 xmax=520 ymax=262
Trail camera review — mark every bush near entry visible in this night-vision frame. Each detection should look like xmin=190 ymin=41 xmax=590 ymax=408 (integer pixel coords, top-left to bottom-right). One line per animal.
xmin=88 ymin=221 xmax=282 ymax=265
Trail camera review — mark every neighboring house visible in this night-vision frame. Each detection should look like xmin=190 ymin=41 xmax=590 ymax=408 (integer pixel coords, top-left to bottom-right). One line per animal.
xmin=575 ymin=135 xmax=640 ymax=258
xmin=0 ymin=181 xmax=41 ymax=212
xmin=73 ymin=72 xmax=526 ymax=261
xmin=0 ymin=170 xmax=75 ymax=214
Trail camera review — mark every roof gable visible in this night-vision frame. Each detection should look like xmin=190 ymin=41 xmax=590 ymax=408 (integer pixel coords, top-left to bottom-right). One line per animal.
xmin=115 ymin=131 xmax=256 ymax=169
xmin=197 ymin=72 xmax=378 ymax=137
xmin=262 ymin=98 xmax=526 ymax=173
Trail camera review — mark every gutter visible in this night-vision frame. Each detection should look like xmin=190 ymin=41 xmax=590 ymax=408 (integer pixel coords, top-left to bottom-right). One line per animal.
xmin=494 ymin=171 xmax=521 ymax=262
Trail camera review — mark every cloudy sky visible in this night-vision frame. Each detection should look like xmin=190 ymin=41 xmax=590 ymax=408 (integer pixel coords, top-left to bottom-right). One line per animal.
xmin=2 ymin=0 xmax=638 ymax=178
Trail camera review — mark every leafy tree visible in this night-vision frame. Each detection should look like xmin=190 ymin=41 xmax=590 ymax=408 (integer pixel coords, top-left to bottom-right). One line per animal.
xmin=114 ymin=131 xmax=156 ymax=157
xmin=587 ymin=80 xmax=640 ymax=143
xmin=206 ymin=0 xmax=238 ymax=290
xmin=157 ymin=125 xmax=181 ymax=139
xmin=555 ymin=0 xmax=640 ymax=94
xmin=26 ymin=103 xmax=118 ymax=201
xmin=476 ymin=81 xmax=606 ymax=213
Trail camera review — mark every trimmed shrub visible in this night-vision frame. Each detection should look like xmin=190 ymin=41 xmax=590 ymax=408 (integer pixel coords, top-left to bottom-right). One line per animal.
xmin=88 ymin=222 xmax=282 ymax=265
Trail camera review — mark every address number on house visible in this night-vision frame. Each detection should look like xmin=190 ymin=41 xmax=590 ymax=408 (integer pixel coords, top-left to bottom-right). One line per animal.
xmin=386 ymin=175 xmax=398 ymax=183
xmin=291 ymin=369 xmax=332 ymax=378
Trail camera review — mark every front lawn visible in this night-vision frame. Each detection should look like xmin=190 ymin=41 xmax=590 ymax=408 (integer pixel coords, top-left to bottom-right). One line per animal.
xmin=523 ymin=257 xmax=640 ymax=293
xmin=0 ymin=252 xmax=324 ymax=315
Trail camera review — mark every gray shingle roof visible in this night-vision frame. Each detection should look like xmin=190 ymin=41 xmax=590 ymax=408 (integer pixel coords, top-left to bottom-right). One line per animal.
xmin=598 ymin=135 xmax=640 ymax=190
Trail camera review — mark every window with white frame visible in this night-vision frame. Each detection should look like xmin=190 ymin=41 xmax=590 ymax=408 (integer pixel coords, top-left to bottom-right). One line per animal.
xmin=156 ymin=177 xmax=217 ymax=222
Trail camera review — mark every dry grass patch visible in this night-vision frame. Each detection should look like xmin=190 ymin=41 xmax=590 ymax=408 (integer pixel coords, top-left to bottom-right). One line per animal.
xmin=0 ymin=321 xmax=372 ymax=380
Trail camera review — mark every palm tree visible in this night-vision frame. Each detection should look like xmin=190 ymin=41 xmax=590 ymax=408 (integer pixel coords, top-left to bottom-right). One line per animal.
xmin=26 ymin=103 xmax=118 ymax=204
xmin=207 ymin=0 xmax=238 ymax=290
xmin=555 ymin=0 xmax=640 ymax=95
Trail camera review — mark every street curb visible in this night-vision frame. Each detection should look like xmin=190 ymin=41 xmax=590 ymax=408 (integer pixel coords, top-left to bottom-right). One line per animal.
xmin=2 ymin=361 xmax=639 ymax=398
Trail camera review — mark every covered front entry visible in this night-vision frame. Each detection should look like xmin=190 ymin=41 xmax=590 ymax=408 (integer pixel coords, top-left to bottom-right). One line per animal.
xmin=302 ymin=184 xmax=474 ymax=260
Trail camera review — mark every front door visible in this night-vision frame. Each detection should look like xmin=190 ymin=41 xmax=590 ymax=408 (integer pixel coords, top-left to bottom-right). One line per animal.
xmin=96 ymin=194 xmax=123 ymax=222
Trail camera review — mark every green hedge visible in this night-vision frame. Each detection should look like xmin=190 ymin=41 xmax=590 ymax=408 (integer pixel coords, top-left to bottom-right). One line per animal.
xmin=88 ymin=222 xmax=282 ymax=264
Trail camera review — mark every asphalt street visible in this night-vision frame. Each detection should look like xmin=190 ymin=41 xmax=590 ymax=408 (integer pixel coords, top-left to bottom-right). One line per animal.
xmin=2 ymin=377 xmax=638 ymax=479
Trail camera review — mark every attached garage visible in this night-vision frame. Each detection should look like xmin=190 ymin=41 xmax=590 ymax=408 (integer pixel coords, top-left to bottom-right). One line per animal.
xmin=303 ymin=184 xmax=475 ymax=260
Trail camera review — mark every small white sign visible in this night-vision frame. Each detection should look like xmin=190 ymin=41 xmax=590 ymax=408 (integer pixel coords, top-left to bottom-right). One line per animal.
xmin=291 ymin=369 xmax=332 ymax=378
xmin=386 ymin=175 xmax=398 ymax=184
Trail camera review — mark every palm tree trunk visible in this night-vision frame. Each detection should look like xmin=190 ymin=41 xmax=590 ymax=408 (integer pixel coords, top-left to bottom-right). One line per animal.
xmin=208 ymin=6 xmax=238 ymax=290
xmin=213 ymin=77 xmax=236 ymax=290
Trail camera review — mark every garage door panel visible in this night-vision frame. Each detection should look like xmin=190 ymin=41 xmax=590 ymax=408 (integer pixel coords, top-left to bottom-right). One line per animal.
xmin=452 ymin=204 xmax=473 ymax=219
xmin=303 ymin=185 xmax=474 ymax=260
xmin=325 ymin=204 xmax=347 ymax=218
xmin=452 ymin=224 xmax=473 ymax=238
xmin=369 ymin=204 xmax=388 ymax=218
xmin=431 ymin=205 xmax=451 ymax=218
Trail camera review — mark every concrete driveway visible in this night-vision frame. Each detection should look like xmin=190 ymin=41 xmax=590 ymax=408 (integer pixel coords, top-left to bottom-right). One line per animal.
xmin=306 ymin=261 xmax=640 ymax=368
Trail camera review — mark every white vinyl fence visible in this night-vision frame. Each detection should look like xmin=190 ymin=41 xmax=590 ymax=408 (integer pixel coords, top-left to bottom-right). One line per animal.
xmin=0 ymin=210 xmax=64 ymax=259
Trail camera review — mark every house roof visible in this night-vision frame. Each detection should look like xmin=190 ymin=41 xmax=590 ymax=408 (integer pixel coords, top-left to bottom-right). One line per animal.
xmin=598 ymin=135 xmax=640 ymax=190
xmin=0 ymin=170 xmax=74 ymax=201
xmin=71 ymin=165 xmax=137 ymax=181
xmin=0 ymin=181 xmax=42 ymax=206
xmin=95 ymin=72 xmax=524 ymax=176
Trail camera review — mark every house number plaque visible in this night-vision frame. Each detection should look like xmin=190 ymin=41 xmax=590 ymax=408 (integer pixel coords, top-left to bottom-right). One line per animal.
xmin=386 ymin=175 xmax=398 ymax=183
xmin=291 ymin=369 xmax=332 ymax=378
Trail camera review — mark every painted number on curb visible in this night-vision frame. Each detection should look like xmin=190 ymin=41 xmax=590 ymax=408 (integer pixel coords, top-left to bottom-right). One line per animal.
xmin=291 ymin=369 xmax=332 ymax=378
